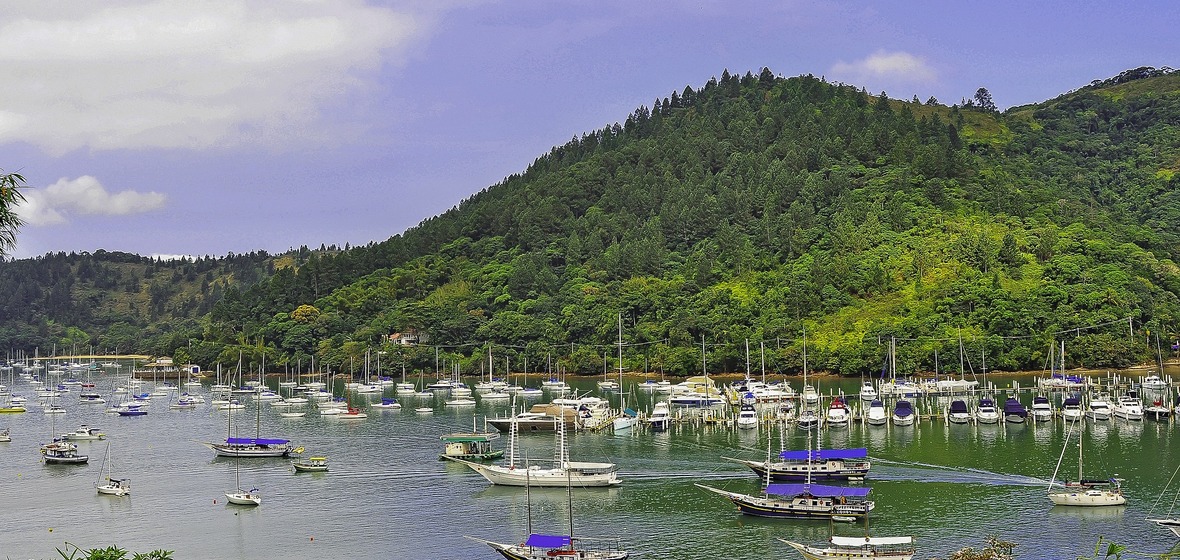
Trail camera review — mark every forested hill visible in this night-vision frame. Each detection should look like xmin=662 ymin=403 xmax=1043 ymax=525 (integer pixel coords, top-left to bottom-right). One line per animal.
xmin=4 ymin=67 xmax=1180 ymax=377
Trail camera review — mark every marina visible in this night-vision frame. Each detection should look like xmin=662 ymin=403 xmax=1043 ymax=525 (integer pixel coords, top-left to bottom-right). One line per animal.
xmin=2 ymin=364 xmax=1180 ymax=557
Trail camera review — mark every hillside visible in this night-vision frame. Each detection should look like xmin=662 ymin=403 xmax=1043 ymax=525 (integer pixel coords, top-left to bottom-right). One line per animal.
xmin=4 ymin=67 xmax=1180 ymax=377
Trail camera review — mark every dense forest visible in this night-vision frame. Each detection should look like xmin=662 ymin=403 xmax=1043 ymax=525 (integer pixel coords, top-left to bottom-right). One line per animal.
xmin=3 ymin=66 xmax=1179 ymax=378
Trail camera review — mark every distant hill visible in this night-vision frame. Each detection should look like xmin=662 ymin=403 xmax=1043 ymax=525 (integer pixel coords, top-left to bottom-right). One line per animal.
xmin=4 ymin=67 xmax=1179 ymax=376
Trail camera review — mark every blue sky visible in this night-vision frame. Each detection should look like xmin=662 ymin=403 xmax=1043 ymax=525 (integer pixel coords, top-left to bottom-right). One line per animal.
xmin=2 ymin=1 xmax=1173 ymax=259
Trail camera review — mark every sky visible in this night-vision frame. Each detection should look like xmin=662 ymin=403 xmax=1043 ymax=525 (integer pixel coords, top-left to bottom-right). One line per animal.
xmin=1 ymin=1 xmax=1174 ymax=260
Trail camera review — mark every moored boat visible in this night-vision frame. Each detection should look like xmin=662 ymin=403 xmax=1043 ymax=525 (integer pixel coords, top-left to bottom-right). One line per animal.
xmin=947 ymin=399 xmax=972 ymax=424
xmin=439 ymin=431 xmax=504 ymax=461
xmin=777 ymin=535 xmax=915 ymax=560
xmin=865 ymin=400 xmax=887 ymax=426
xmin=725 ymin=448 xmax=870 ymax=481
xmin=293 ymin=456 xmax=329 ymax=473
xmin=696 ymin=482 xmax=873 ymax=519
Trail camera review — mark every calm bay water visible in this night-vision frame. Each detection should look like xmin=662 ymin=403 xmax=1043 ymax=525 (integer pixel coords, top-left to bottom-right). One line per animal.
xmin=4 ymin=369 xmax=1180 ymax=559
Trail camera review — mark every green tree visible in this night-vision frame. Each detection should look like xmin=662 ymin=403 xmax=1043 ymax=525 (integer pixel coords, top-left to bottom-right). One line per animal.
xmin=0 ymin=169 xmax=28 ymax=255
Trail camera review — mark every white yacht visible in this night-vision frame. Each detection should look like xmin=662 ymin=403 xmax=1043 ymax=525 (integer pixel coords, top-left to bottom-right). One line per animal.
xmin=1113 ymin=393 xmax=1143 ymax=421
xmin=975 ymin=397 xmax=1000 ymax=424
xmin=1087 ymin=394 xmax=1113 ymax=420
xmin=866 ymin=400 xmax=888 ymax=426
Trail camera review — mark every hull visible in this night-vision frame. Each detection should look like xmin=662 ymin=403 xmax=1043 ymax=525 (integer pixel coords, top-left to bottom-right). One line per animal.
xmin=44 ymin=454 xmax=89 ymax=464
xmin=1048 ymin=489 xmax=1125 ymax=506
xmin=779 ymin=539 xmax=914 ymax=560
xmin=485 ymin=541 xmax=629 ymax=560
xmin=697 ymin=485 xmax=871 ymax=519
xmin=728 ymin=457 xmax=870 ymax=481
xmin=206 ymin=442 xmax=292 ymax=458
xmin=97 ymin=484 xmax=130 ymax=496
xmin=448 ymin=458 xmax=620 ymax=487
xmin=293 ymin=464 xmax=329 ymax=472
xmin=225 ymin=492 xmax=261 ymax=506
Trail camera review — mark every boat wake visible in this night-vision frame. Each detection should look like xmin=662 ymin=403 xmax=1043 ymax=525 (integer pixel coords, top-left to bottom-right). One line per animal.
xmin=869 ymin=458 xmax=1047 ymax=486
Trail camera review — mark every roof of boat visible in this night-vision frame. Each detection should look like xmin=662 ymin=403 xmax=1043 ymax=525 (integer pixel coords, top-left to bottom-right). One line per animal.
xmin=525 ymin=534 xmax=571 ymax=548
xmin=765 ymin=483 xmax=871 ymax=497
xmin=779 ymin=448 xmax=867 ymax=460
xmin=440 ymin=432 xmax=500 ymax=442
xmin=830 ymin=535 xmax=913 ymax=546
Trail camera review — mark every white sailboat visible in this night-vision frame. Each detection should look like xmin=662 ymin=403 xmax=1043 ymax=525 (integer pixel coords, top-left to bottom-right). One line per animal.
xmin=225 ymin=455 xmax=261 ymax=506
xmin=611 ymin=314 xmax=638 ymax=432
xmin=1047 ymin=419 xmax=1125 ymax=506
xmin=95 ymin=441 xmax=130 ymax=496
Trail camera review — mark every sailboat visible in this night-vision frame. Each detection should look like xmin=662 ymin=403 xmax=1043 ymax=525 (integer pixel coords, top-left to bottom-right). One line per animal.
xmin=778 ymin=535 xmax=915 ymax=560
xmin=1148 ymin=462 xmax=1180 ymax=537
xmin=95 ymin=441 xmax=130 ymax=496
xmin=205 ymin=359 xmax=297 ymax=457
xmin=470 ymin=464 xmax=628 ymax=559
xmin=446 ymin=403 xmax=620 ymax=487
xmin=698 ymin=424 xmax=873 ymax=519
xmin=225 ymin=454 xmax=261 ymax=506
xmin=611 ymin=314 xmax=638 ymax=432
xmin=41 ymin=405 xmax=88 ymax=465
xmin=1047 ymin=419 xmax=1125 ymax=506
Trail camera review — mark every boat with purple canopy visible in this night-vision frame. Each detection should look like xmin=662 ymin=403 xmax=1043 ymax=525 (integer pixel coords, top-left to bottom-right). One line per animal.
xmin=696 ymin=482 xmax=873 ymax=519
xmin=205 ymin=437 xmax=296 ymax=458
xmin=724 ymin=448 xmax=870 ymax=481
xmin=474 ymin=534 xmax=629 ymax=560
xmin=1004 ymin=397 xmax=1028 ymax=424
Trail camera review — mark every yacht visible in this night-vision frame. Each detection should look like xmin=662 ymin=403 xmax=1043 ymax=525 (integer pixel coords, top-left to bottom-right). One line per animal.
xmin=1061 ymin=395 xmax=1084 ymax=422
xmin=948 ymin=399 xmax=972 ymax=424
xmin=891 ymin=400 xmax=915 ymax=426
xmin=1031 ymin=395 xmax=1054 ymax=422
xmin=865 ymin=400 xmax=888 ymax=426
xmin=976 ymin=397 xmax=1000 ymax=424
xmin=1113 ymin=392 xmax=1144 ymax=421
xmin=736 ymin=395 xmax=759 ymax=429
xmin=1003 ymin=397 xmax=1028 ymax=424
xmin=1087 ymin=394 xmax=1113 ymax=420
xmin=647 ymin=401 xmax=672 ymax=431
xmin=825 ymin=396 xmax=850 ymax=427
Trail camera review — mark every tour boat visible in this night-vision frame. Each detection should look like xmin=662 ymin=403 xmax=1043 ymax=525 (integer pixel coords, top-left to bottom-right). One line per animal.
xmin=697 ymin=482 xmax=873 ymax=519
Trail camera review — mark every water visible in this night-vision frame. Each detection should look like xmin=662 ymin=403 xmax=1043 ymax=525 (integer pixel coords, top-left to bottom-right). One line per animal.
xmin=4 ymin=371 xmax=1180 ymax=559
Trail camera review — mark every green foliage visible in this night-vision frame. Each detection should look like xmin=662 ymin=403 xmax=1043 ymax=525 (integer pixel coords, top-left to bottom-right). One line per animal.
xmin=54 ymin=543 xmax=173 ymax=560
xmin=0 ymin=168 xmax=28 ymax=255
xmin=4 ymin=68 xmax=1180 ymax=376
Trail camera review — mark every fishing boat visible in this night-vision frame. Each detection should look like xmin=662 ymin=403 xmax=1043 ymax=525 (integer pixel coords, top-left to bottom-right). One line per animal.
xmin=61 ymin=425 xmax=106 ymax=441
xmin=947 ymin=400 xmax=972 ymax=424
xmin=1048 ymin=420 xmax=1124 ymax=507
xmin=891 ymin=400 xmax=915 ymax=426
xmin=725 ymin=448 xmax=870 ymax=481
xmin=447 ymin=410 xmax=620 ymax=487
xmin=777 ymin=535 xmax=915 ymax=560
xmin=95 ymin=441 xmax=130 ymax=496
xmin=293 ymin=456 xmax=329 ymax=473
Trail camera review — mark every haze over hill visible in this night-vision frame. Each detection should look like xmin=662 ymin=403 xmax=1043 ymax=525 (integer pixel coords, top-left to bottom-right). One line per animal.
xmin=3 ymin=67 xmax=1179 ymax=378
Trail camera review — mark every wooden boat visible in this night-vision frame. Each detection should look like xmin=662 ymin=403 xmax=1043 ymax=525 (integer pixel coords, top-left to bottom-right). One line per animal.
xmin=439 ymin=431 xmax=504 ymax=461
xmin=293 ymin=456 xmax=329 ymax=473
xmin=696 ymin=482 xmax=873 ymax=519
xmin=778 ymin=535 xmax=915 ymax=560
xmin=42 ymin=441 xmax=89 ymax=464
xmin=725 ymin=448 xmax=870 ymax=481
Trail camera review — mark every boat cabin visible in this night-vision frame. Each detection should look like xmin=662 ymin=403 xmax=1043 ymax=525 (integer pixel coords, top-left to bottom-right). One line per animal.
xmin=439 ymin=432 xmax=504 ymax=461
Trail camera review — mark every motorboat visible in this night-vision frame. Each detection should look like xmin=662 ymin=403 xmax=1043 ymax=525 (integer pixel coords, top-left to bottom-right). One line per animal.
xmin=1031 ymin=395 xmax=1054 ymax=422
xmin=1087 ymin=394 xmax=1113 ymax=420
xmin=293 ymin=456 xmax=329 ymax=473
xmin=948 ymin=399 xmax=972 ymax=424
xmin=825 ymin=397 xmax=850 ymax=427
xmin=891 ymin=400 xmax=915 ymax=426
xmin=373 ymin=397 xmax=402 ymax=409
xmin=736 ymin=393 xmax=759 ymax=429
xmin=1141 ymin=374 xmax=1169 ymax=391
xmin=778 ymin=535 xmax=915 ymax=560
xmin=976 ymin=397 xmax=1000 ymax=424
xmin=1003 ymin=397 xmax=1028 ymax=424
xmin=61 ymin=425 xmax=105 ymax=440
xmin=796 ymin=408 xmax=820 ymax=429
xmin=858 ymin=381 xmax=877 ymax=403
xmin=1113 ymin=393 xmax=1143 ymax=421
xmin=866 ymin=400 xmax=888 ymax=426
xmin=1061 ymin=396 xmax=1084 ymax=422
xmin=725 ymin=448 xmax=870 ymax=481
xmin=647 ymin=402 xmax=671 ymax=431
xmin=1146 ymin=398 xmax=1172 ymax=422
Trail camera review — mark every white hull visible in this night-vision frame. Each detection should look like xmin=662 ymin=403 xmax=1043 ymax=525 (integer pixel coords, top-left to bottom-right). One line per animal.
xmin=447 ymin=458 xmax=620 ymax=487
xmin=225 ymin=491 xmax=261 ymax=506
xmin=1048 ymin=489 xmax=1125 ymax=506
xmin=97 ymin=483 xmax=130 ymax=496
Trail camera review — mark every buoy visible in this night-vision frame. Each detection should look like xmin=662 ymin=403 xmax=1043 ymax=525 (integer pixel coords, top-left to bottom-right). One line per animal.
xmin=49 ymin=528 xmax=53 ymax=532
xmin=310 ymin=537 xmax=314 ymax=542
xmin=213 ymin=499 xmax=217 ymax=504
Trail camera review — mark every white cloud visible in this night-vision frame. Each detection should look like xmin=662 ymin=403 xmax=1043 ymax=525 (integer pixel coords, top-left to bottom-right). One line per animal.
xmin=830 ymin=50 xmax=937 ymax=87
xmin=0 ymin=1 xmax=424 ymax=154
xmin=16 ymin=176 xmax=167 ymax=226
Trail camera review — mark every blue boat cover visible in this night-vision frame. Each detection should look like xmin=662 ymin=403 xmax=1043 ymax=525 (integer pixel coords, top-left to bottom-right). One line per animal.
xmin=894 ymin=400 xmax=914 ymax=415
xmin=1063 ymin=396 xmax=1081 ymax=406
xmin=226 ymin=437 xmax=289 ymax=445
xmin=779 ymin=448 xmax=867 ymax=460
xmin=949 ymin=400 xmax=969 ymax=413
xmin=1004 ymin=399 xmax=1026 ymax=413
xmin=525 ymin=534 xmax=571 ymax=548
xmin=764 ymin=483 xmax=872 ymax=498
